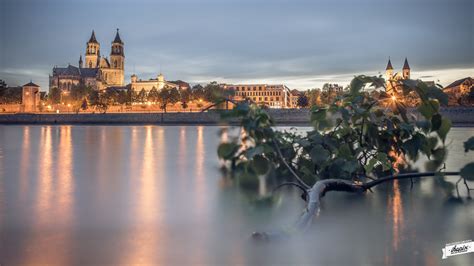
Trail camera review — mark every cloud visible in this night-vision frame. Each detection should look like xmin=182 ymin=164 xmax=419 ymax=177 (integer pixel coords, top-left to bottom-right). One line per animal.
xmin=0 ymin=0 xmax=472 ymax=90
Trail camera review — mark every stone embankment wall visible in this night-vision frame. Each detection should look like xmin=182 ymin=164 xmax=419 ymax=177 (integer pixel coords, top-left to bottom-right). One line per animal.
xmin=0 ymin=108 xmax=472 ymax=126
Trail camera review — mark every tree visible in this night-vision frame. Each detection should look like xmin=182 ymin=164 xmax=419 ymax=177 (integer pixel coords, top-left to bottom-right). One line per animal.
xmin=49 ymin=87 xmax=61 ymax=104
xmin=158 ymin=86 xmax=180 ymax=112
xmin=0 ymin=79 xmax=6 ymax=89
xmin=297 ymin=94 xmax=309 ymax=108
xmin=306 ymin=89 xmax=321 ymax=107
xmin=116 ymin=90 xmax=128 ymax=105
xmin=126 ymin=87 xmax=133 ymax=105
xmin=88 ymin=90 xmax=100 ymax=106
xmin=216 ymin=75 xmax=474 ymax=240
xmin=169 ymin=87 xmax=180 ymax=108
xmin=192 ymin=84 xmax=205 ymax=104
xmin=137 ymin=88 xmax=147 ymax=103
xmin=203 ymin=81 xmax=222 ymax=102
xmin=81 ymin=99 xmax=88 ymax=110
xmin=147 ymin=87 xmax=159 ymax=103
xmin=70 ymin=84 xmax=92 ymax=102
xmin=0 ymin=86 xmax=22 ymax=104
xmin=202 ymin=81 xmax=234 ymax=109
xmin=102 ymin=89 xmax=119 ymax=105
xmin=180 ymin=88 xmax=191 ymax=110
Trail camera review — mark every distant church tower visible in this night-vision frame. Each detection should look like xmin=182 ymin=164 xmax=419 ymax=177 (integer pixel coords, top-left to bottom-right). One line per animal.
xmin=85 ymin=30 xmax=100 ymax=68
xmin=110 ymin=29 xmax=125 ymax=84
xmin=385 ymin=57 xmax=394 ymax=81
xmin=79 ymin=55 xmax=83 ymax=68
xmin=402 ymin=57 xmax=410 ymax=79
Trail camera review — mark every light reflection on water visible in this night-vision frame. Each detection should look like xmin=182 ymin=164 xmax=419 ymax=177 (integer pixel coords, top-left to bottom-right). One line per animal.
xmin=0 ymin=125 xmax=472 ymax=265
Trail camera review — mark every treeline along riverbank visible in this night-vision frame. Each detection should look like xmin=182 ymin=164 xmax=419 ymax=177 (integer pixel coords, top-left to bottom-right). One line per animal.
xmin=0 ymin=108 xmax=473 ymax=126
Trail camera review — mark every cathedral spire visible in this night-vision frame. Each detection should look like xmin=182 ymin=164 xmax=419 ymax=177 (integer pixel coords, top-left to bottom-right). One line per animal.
xmin=88 ymin=30 xmax=98 ymax=43
xmin=113 ymin=28 xmax=123 ymax=44
xmin=386 ymin=57 xmax=393 ymax=70
xmin=403 ymin=57 xmax=410 ymax=70
xmin=79 ymin=55 xmax=83 ymax=68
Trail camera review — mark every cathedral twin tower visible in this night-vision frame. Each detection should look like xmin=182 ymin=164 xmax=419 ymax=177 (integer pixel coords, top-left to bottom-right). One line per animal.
xmin=80 ymin=29 xmax=125 ymax=86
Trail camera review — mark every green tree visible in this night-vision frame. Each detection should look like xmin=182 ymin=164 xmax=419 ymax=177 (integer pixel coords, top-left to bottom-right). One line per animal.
xmin=126 ymin=87 xmax=134 ymax=105
xmin=0 ymin=86 xmax=22 ymax=104
xmin=203 ymin=81 xmax=234 ymax=109
xmin=180 ymin=88 xmax=191 ymax=110
xmin=159 ymin=86 xmax=180 ymax=112
xmin=49 ymin=87 xmax=61 ymax=104
xmin=102 ymin=89 xmax=119 ymax=105
xmin=137 ymin=88 xmax=147 ymax=103
xmin=88 ymin=90 xmax=100 ymax=106
xmin=147 ymin=87 xmax=160 ymax=103
xmin=70 ymin=84 xmax=92 ymax=102
xmin=306 ymin=89 xmax=321 ymax=107
xmin=192 ymin=84 xmax=205 ymax=102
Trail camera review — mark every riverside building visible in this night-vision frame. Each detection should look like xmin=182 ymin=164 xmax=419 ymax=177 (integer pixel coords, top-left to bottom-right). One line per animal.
xmin=222 ymin=84 xmax=294 ymax=108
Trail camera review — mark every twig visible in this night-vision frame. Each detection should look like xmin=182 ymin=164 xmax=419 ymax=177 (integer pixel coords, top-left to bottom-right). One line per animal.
xmin=455 ymin=177 xmax=462 ymax=198
xmin=273 ymin=139 xmax=310 ymax=189
xmin=363 ymin=171 xmax=460 ymax=190
xmin=463 ymin=177 xmax=472 ymax=198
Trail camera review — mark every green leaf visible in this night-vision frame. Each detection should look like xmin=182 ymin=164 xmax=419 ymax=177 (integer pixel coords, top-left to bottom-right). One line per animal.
xmin=341 ymin=160 xmax=358 ymax=174
xmin=463 ymin=137 xmax=474 ymax=152
xmin=431 ymin=114 xmax=442 ymax=132
xmin=310 ymin=145 xmax=330 ymax=164
xmin=365 ymin=158 xmax=378 ymax=173
xmin=415 ymin=120 xmax=431 ymax=133
xmin=338 ymin=144 xmax=352 ymax=159
xmin=245 ymin=145 xmax=264 ymax=159
xmin=417 ymin=100 xmax=439 ymax=119
xmin=377 ymin=153 xmax=392 ymax=171
xmin=432 ymin=147 xmax=447 ymax=162
xmin=437 ymin=118 xmax=451 ymax=143
xmin=350 ymin=76 xmax=365 ymax=95
xmin=460 ymin=163 xmax=474 ymax=181
xmin=296 ymin=139 xmax=311 ymax=148
xmin=238 ymin=171 xmax=259 ymax=190
xmin=217 ymin=143 xmax=240 ymax=160
xmin=310 ymin=108 xmax=327 ymax=122
xmin=250 ymin=155 xmax=270 ymax=175
xmin=426 ymin=87 xmax=449 ymax=106
xmin=402 ymin=134 xmax=422 ymax=160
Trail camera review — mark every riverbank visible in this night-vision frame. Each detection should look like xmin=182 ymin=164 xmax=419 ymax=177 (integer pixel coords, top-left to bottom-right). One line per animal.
xmin=0 ymin=108 xmax=473 ymax=126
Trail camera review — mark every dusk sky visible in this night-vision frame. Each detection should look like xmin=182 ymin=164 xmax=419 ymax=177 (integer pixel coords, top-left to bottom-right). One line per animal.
xmin=1 ymin=0 xmax=472 ymax=90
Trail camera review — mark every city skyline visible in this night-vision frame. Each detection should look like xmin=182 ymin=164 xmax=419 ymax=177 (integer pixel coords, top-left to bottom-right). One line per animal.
xmin=1 ymin=0 xmax=473 ymax=90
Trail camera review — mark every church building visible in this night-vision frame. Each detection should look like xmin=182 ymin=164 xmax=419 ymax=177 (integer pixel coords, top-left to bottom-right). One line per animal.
xmin=49 ymin=29 xmax=125 ymax=92
xmin=385 ymin=57 xmax=411 ymax=94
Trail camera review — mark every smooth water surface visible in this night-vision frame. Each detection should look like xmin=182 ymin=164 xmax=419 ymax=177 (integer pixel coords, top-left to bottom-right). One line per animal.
xmin=0 ymin=125 xmax=473 ymax=265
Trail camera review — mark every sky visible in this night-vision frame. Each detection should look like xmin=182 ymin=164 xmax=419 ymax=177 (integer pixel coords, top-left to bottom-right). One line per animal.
xmin=0 ymin=0 xmax=473 ymax=91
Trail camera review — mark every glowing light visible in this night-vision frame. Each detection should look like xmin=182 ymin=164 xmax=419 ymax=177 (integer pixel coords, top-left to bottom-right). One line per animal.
xmin=67 ymin=104 xmax=71 ymax=107
xmin=391 ymin=95 xmax=397 ymax=101
xmin=199 ymin=98 xmax=203 ymax=102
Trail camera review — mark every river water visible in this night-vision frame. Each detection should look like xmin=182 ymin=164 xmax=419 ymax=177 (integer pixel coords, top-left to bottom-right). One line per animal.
xmin=0 ymin=125 xmax=473 ymax=265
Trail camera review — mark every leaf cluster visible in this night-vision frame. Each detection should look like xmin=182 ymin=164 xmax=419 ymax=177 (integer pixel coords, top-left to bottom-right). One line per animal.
xmin=217 ymin=76 xmax=473 ymax=194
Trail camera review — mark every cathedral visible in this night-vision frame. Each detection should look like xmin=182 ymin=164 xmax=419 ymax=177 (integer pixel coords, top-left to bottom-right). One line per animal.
xmin=385 ymin=57 xmax=410 ymax=94
xmin=49 ymin=29 xmax=125 ymax=92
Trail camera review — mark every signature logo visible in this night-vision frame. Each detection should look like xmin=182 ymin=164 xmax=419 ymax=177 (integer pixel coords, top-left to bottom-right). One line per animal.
xmin=442 ymin=240 xmax=473 ymax=259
